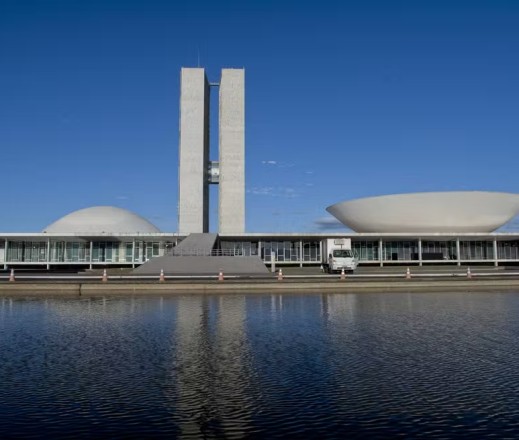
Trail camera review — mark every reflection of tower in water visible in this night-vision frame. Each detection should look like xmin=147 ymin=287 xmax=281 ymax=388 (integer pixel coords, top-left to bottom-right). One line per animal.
xmin=172 ymin=295 xmax=253 ymax=438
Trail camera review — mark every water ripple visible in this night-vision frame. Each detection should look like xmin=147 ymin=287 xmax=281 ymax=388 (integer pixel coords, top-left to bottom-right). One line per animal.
xmin=2 ymin=292 xmax=519 ymax=438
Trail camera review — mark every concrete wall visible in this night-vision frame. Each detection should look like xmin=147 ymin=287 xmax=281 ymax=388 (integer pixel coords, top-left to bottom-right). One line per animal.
xmin=178 ymin=68 xmax=210 ymax=234
xmin=133 ymin=255 xmax=268 ymax=275
xmin=219 ymin=68 xmax=245 ymax=234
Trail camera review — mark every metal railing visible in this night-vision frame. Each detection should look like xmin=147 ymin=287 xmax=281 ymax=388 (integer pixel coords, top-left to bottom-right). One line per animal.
xmin=166 ymin=248 xmax=254 ymax=257
xmin=3 ymin=269 xmax=519 ymax=282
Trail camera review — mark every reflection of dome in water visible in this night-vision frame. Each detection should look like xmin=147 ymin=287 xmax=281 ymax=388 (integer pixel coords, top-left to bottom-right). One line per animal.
xmin=43 ymin=206 xmax=161 ymax=233
xmin=326 ymin=191 xmax=519 ymax=233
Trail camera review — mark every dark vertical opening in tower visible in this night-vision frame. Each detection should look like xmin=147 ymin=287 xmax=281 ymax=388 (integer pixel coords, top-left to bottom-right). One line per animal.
xmin=209 ymin=82 xmax=220 ymax=233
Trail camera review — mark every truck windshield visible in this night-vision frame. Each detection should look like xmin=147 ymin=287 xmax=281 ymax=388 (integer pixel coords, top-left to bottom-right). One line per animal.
xmin=333 ymin=249 xmax=353 ymax=258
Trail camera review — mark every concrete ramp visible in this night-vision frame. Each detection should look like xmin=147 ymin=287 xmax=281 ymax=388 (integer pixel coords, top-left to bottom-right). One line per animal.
xmin=135 ymin=233 xmax=269 ymax=275
xmin=133 ymin=255 xmax=269 ymax=276
xmin=173 ymin=233 xmax=218 ymax=255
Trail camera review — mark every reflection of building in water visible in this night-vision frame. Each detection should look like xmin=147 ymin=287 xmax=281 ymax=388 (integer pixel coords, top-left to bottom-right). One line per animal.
xmin=270 ymin=294 xmax=283 ymax=316
xmin=170 ymin=296 xmax=212 ymax=438
xmin=320 ymin=293 xmax=356 ymax=323
xmin=213 ymin=296 xmax=253 ymax=436
xmin=0 ymin=297 xmax=14 ymax=318
xmin=172 ymin=295 xmax=253 ymax=438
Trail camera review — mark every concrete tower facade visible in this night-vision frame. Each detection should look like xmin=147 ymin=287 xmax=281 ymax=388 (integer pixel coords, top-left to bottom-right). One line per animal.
xmin=178 ymin=67 xmax=245 ymax=235
xmin=219 ymin=69 xmax=245 ymax=234
xmin=178 ymin=68 xmax=210 ymax=234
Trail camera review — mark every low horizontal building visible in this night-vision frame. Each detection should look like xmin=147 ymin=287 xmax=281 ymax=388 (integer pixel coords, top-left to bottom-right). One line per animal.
xmin=2 ymin=203 xmax=519 ymax=270
xmin=2 ymin=232 xmax=519 ymax=270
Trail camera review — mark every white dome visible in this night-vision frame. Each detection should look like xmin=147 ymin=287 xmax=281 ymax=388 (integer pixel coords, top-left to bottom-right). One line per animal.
xmin=43 ymin=206 xmax=161 ymax=233
xmin=326 ymin=191 xmax=519 ymax=233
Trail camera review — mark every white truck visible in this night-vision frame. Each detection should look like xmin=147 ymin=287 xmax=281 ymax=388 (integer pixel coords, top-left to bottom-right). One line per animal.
xmin=323 ymin=238 xmax=359 ymax=274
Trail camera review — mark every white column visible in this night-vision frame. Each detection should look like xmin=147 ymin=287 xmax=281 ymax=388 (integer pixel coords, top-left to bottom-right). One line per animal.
xmin=418 ymin=238 xmax=422 ymax=266
xmin=132 ymin=239 xmax=136 ymax=268
xmin=46 ymin=238 xmax=51 ymax=270
xmin=3 ymin=240 xmax=7 ymax=270
xmin=89 ymin=241 xmax=93 ymax=269
xmin=379 ymin=239 xmax=383 ymax=267
xmin=456 ymin=238 xmax=461 ymax=266
xmin=493 ymin=238 xmax=498 ymax=267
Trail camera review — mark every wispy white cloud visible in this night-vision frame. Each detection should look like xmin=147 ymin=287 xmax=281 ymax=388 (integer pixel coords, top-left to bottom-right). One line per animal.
xmin=261 ymin=160 xmax=295 ymax=168
xmin=247 ymin=186 xmax=299 ymax=198
xmin=249 ymin=186 xmax=274 ymax=196
xmin=305 ymin=170 xmax=314 ymax=174
xmin=116 ymin=195 xmax=129 ymax=200
xmin=313 ymin=216 xmax=348 ymax=231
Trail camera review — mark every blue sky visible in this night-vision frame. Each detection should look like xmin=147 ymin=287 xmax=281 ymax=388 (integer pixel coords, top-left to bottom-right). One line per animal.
xmin=1 ymin=0 xmax=519 ymax=232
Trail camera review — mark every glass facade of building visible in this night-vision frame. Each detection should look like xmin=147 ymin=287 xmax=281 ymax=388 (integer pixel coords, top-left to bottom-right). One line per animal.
xmin=2 ymin=237 xmax=519 ymax=267
xmin=497 ymin=241 xmax=519 ymax=260
xmin=459 ymin=241 xmax=494 ymax=260
xmin=421 ymin=241 xmax=458 ymax=261
xmin=4 ymin=241 xmax=168 ymax=264
xmin=382 ymin=241 xmax=419 ymax=261
xmin=219 ymin=240 xmax=321 ymax=263
xmin=352 ymin=241 xmax=379 ymax=262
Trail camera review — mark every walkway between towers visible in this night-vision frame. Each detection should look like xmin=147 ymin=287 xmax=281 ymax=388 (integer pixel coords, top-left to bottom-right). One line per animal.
xmin=133 ymin=233 xmax=269 ymax=275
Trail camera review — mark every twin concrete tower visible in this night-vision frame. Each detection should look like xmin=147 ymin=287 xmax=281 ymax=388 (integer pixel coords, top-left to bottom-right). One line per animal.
xmin=178 ymin=68 xmax=245 ymax=235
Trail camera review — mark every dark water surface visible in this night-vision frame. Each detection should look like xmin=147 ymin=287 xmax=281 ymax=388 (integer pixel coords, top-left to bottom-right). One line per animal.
xmin=2 ymin=292 xmax=519 ymax=439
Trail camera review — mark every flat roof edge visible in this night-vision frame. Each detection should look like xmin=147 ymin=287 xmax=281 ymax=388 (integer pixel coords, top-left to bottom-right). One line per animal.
xmin=1 ymin=232 xmax=519 ymax=239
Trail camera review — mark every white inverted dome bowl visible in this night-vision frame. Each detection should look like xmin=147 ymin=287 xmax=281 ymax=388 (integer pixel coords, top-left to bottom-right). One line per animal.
xmin=43 ymin=206 xmax=160 ymax=233
xmin=326 ymin=191 xmax=519 ymax=233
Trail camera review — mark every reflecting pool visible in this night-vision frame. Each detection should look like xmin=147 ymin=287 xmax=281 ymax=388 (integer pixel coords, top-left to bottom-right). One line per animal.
xmin=2 ymin=292 xmax=519 ymax=439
